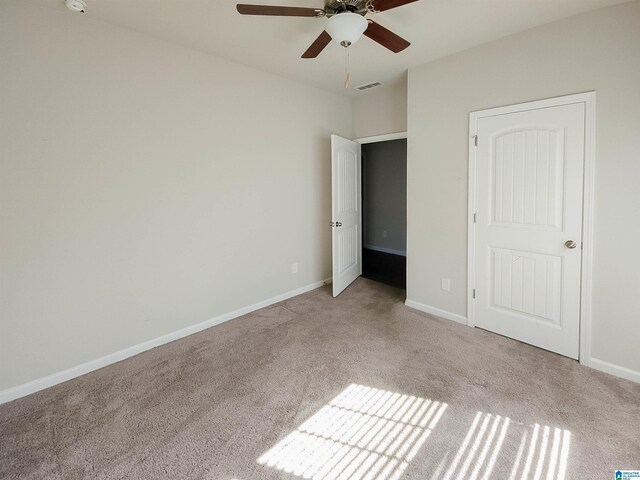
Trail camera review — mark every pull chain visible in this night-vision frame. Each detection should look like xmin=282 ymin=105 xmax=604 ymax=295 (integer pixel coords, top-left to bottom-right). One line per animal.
xmin=344 ymin=46 xmax=350 ymax=89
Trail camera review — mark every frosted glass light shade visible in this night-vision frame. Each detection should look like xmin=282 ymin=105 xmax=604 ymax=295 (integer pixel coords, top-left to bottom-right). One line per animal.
xmin=325 ymin=12 xmax=368 ymax=46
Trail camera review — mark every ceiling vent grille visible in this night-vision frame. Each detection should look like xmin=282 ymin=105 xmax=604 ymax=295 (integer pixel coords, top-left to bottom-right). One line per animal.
xmin=356 ymin=81 xmax=383 ymax=91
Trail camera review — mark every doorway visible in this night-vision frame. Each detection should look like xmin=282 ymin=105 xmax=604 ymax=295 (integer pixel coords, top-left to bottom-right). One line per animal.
xmin=361 ymin=138 xmax=407 ymax=289
xmin=468 ymin=92 xmax=596 ymax=360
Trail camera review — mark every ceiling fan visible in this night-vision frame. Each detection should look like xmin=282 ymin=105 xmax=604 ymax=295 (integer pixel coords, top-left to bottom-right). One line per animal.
xmin=236 ymin=0 xmax=419 ymax=59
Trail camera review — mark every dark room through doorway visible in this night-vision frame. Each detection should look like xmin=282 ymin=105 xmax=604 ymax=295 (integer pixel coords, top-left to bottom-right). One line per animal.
xmin=361 ymin=138 xmax=407 ymax=289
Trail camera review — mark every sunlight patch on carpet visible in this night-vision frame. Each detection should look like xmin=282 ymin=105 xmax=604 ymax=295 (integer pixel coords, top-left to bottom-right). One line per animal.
xmin=430 ymin=411 xmax=571 ymax=480
xmin=257 ymin=383 xmax=448 ymax=480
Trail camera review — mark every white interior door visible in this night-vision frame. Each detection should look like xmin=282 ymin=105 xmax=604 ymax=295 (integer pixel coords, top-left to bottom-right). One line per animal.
xmin=331 ymin=134 xmax=362 ymax=297
xmin=473 ymin=103 xmax=585 ymax=359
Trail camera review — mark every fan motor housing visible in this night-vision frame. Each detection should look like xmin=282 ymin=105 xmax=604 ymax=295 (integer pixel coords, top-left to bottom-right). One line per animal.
xmin=324 ymin=0 xmax=371 ymax=16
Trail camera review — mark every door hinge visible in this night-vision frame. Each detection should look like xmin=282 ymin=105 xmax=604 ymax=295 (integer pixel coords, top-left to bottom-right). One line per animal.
xmin=472 ymin=135 xmax=478 ymax=147
xmin=473 ymin=289 xmax=476 ymax=299
xmin=473 ymin=213 xmax=477 ymax=223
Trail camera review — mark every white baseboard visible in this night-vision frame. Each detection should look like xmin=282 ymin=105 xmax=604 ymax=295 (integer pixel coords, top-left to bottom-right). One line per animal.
xmin=584 ymin=357 xmax=640 ymax=384
xmin=363 ymin=244 xmax=407 ymax=257
xmin=404 ymin=299 xmax=468 ymax=325
xmin=0 ymin=279 xmax=329 ymax=405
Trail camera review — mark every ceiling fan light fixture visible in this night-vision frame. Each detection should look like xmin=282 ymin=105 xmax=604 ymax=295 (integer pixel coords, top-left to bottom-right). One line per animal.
xmin=325 ymin=12 xmax=368 ymax=47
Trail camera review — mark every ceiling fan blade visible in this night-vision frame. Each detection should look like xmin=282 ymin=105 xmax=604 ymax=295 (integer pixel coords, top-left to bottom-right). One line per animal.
xmin=364 ymin=20 xmax=410 ymax=53
xmin=302 ymin=30 xmax=332 ymax=58
xmin=371 ymin=0 xmax=419 ymax=12
xmin=236 ymin=4 xmax=324 ymax=17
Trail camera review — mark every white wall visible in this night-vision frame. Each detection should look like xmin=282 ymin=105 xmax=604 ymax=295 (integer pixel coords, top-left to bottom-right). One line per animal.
xmin=362 ymin=140 xmax=407 ymax=254
xmin=0 ymin=0 xmax=352 ymax=391
xmin=353 ymin=77 xmax=407 ymax=138
xmin=407 ymin=1 xmax=640 ymax=375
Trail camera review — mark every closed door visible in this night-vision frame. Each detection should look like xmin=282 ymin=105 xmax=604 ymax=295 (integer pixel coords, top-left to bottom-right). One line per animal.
xmin=473 ymin=103 xmax=585 ymax=359
xmin=331 ymin=135 xmax=362 ymax=297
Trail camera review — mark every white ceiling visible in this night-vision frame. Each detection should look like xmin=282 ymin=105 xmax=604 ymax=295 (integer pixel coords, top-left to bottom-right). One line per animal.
xmin=30 ymin=0 xmax=630 ymax=96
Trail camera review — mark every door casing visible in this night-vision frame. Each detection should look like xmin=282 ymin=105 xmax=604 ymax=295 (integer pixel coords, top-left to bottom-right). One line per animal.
xmin=467 ymin=92 xmax=596 ymax=365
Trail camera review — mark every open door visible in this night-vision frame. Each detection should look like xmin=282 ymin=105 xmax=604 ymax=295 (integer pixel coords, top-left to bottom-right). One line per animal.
xmin=331 ymin=134 xmax=362 ymax=297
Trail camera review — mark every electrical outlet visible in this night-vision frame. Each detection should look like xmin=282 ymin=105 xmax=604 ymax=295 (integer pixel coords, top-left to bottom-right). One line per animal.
xmin=383 ymin=230 xmax=388 ymax=239
xmin=441 ymin=278 xmax=451 ymax=292
xmin=292 ymin=262 xmax=299 ymax=274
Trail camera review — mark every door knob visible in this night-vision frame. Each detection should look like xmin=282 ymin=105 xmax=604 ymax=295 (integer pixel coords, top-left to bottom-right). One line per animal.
xmin=565 ymin=240 xmax=577 ymax=249
xmin=335 ymin=222 xmax=343 ymax=227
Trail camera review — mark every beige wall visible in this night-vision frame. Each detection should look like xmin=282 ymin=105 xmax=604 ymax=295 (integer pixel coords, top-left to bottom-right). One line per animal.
xmin=407 ymin=1 xmax=640 ymax=373
xmin=0 ymin=0 xmax=352 ymax=390
xmin=353 ymin=77 xmax=407 ymax=138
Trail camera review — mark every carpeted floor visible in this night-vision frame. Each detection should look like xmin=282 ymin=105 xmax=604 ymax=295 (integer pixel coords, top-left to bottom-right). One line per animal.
xmin=1 ymin=278 xmax=639 ymax=480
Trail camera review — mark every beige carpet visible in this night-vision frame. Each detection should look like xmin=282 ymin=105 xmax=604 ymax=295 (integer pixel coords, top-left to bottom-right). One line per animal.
xmin=1 ymin=278 xmax=639 ymax=479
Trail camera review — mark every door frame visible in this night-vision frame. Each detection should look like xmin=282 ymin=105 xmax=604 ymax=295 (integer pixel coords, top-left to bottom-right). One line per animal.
xmin=355 ymin=131 xmax=409 ymax=289
xmin=467 ymin=92 xmax=596 ymax=365
xmin=355 ymin=131 xmax=407 ymax=145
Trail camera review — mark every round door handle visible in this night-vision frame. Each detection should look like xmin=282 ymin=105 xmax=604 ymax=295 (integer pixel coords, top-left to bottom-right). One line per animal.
xmin=565 ymin=240 xmax=577 ymax=249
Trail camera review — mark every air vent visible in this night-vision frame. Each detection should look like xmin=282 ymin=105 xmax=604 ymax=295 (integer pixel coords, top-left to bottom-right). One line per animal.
xmin=356 ymin=81 xmax=383 ymax=91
